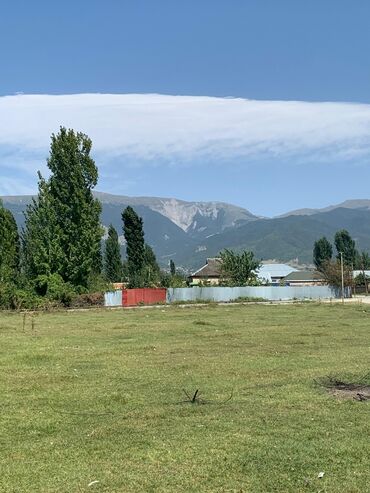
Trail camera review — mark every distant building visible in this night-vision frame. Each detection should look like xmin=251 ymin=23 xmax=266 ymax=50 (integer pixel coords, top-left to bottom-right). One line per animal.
xmin=352 ymin=270 xmax=370 ymax=279
xmin=283 ymin=270 xmax=325 ymax=286
xmin=112 ymin=282 xmax=125 ymax=290
xmin=188 ymin=258 xmax=299 ymax=286
xmin=189 ymin=258 xmax=222 ymax=285
xmin=352 ymin=270 xmax=370 ymax=291
xmin=257 ymin=263 xmax=298 ymax=285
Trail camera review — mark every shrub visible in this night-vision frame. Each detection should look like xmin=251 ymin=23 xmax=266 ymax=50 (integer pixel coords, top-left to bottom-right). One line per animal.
xmin=33 ymin=274 xmax=76 ymax=306
xmin=71 ymin=292 xmax=104 ymax=308
xmin=231 ymin=296 xmax=266 ymax=303
xmin=0 ymin=273 xmax=107 ymax=311
xmin=0 ymin=283 xmax=45 ymax=310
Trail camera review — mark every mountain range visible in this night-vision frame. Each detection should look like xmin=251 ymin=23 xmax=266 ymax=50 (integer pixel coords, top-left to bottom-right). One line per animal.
xmin=2 ymin=193 xmax=370 ymax=270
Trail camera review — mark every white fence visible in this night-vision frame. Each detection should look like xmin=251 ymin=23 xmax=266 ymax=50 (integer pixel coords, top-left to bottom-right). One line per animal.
xmin=167 ymin=286 xmax=348 ymax=303
xmin=104 ymin=290 xmax=122 ymax=307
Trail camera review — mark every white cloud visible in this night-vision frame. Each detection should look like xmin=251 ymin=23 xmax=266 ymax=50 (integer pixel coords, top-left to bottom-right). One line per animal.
xmin=0 ymin=176 xmax=36 ymax=195
xmin=0 ymin=93 xmax=370 ymax=178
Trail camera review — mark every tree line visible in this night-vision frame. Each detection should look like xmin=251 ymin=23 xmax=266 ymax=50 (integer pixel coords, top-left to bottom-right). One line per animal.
xmin=313 ymin=231 xmax=370 ymax=288
xmin=2 ymin=127 xmax=369 ymax=308
xmin=0 ymin=128 xmax=183 ymax=309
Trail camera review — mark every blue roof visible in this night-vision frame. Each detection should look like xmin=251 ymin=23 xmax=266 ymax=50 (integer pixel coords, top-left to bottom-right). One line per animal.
xmin=257 ymin=263 xmax=298 ymax=282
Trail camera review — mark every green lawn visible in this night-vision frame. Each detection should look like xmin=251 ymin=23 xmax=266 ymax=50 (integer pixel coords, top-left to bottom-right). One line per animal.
xmin=1 ymin=304 xmax=369 ymax=492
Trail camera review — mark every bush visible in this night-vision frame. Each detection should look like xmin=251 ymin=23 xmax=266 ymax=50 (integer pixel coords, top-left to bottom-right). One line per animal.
xmin=33 ymin=274 xmax=76 ymax=306
xmin=0 ymin=273 xmax=107 ymax=311
xmin=71 ymin=292 xmax=104 ymax=308
xmin=0 ymin=283 xmax=46 ymax=310
xmin=231 ymin=296 xmax=266 ymax=303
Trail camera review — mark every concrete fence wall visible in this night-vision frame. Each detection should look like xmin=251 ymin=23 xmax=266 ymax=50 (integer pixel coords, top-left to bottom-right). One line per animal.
xmin=105 ymin=286 xmax=350 ymax=307
xmin=166 ymin=285 xmax=348 ymax=303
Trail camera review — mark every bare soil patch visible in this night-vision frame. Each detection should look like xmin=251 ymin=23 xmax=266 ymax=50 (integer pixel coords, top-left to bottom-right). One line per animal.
xmin=320 ymin=376 xmax=370 ymax=401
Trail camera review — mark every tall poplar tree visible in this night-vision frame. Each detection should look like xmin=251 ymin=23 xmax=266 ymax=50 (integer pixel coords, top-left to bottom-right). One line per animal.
xmin=143 ymin=244 xmax=160 ymax=286
xmin=22 ymin=173 xmax=63 ymax=280
xmin=122 ymin=206 xmax=145 ymax=287
xmin=313 ymin=237 xmax=333 ymax=270
xmin=104 ymin=224 xmax=122 ymax=282
xmin=0 ymin=201 xmax=20 ymax=282
xmin=23 ymin=128 xmax=102 ymax=288
xmin=334 ymin=230 xmax=357 ymax=266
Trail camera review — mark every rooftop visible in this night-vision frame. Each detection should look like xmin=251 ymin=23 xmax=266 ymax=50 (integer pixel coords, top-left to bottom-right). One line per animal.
xmin=257 ymin=263 xmax=298 ymax=281
xmin=284 ymin=270 xmax=324 ymax=282
xmin=191 ymin=258 xmax=222 ymax=277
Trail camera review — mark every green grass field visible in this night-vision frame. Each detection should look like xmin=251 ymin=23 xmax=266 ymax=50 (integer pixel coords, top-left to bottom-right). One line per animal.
xmin=1 ymin=304 xmax=369 ymax=492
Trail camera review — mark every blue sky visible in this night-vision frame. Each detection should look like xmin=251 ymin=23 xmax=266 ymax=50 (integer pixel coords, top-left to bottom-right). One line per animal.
xmin=0 ymin=0 xmax=369 ymax=216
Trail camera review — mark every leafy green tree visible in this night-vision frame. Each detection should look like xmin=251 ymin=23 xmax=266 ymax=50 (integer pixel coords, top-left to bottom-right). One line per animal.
xmin=23 ymin=128 xmax=102 ymax=288
xmin=313 ymin=237 xmax=333 ymax=270
xmin=320 ymin=259 xmax=353 ymax=288
xmin=22 ymin=173 xmax=63 ymax=280
xmin=334 ymin=230 xmax=357 ymax=266
xmin=143 ymin=244 xmax=161 ymax=286
xmin=354 ymin=251 xmax=370 ymax=294
xmin=0 ymin=201 xmax=20 ymax=282
xmin=164 ymin=259 xmax=185 ymax=287
xmin=104 ymin=225 xmax=122 ymax=282
xmin=355 ymin=251 xmax=370 ymax=270
xmin=122 ymin=206 xmax=145 ymax=287
xmin=353 ymin=271 xmax=369 ymax=287
xmin=219 ymin=249 xmax=261 ymax=286
xmin=47 ymin=127 xmax=102 ymax=286
xmin=159 ymin=270 xmax=186 ymax=288
xmin=121 ymin=260 xmax=129 ymax=282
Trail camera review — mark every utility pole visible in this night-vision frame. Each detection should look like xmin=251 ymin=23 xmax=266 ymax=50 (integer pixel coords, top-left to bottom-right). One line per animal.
xmin=340 ymin=251 xmax=345 ymax=303
xmin=362 ymin=255 xmax=368 ymax=295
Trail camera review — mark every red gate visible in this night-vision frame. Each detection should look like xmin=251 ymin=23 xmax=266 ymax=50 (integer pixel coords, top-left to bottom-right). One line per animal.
xmin=122 ymin=288 xmax=167 ymax=307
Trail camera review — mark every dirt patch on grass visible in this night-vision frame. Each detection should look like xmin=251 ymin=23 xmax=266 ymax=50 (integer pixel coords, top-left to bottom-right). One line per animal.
xmin=329 ymin=384 xmax=370 ymax=401
xmin=320 ymin=376 xmax=370 ymax=401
